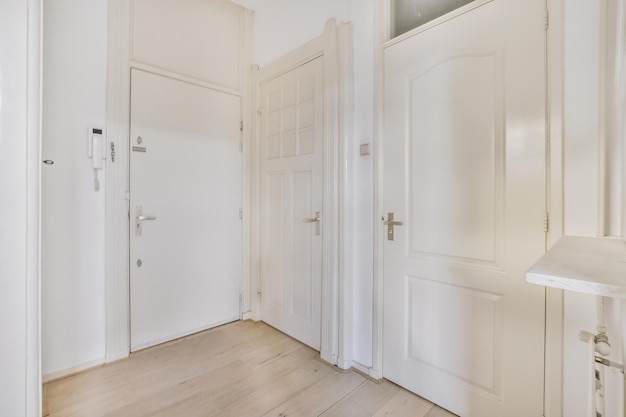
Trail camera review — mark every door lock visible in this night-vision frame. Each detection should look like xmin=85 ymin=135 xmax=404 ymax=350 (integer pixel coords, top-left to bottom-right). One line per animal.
xmin=383 ymin=212 xmax=403 ymax=241
xmin=135 ymin=206 xmax=157 ymax=237
xmin=303 ymin=211 xmax=321 ymax=235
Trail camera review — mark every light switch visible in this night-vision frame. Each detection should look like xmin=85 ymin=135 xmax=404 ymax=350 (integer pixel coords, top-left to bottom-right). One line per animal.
xmin=360 ymin=143 xmax=371 ymax=156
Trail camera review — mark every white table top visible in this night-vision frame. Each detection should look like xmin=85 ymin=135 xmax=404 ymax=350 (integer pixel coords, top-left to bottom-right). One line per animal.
xmin=525 ymin=236 xmax=626 ymax=299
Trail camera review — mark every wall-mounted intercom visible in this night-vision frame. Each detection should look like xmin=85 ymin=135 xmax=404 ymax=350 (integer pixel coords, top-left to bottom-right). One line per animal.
xmin=88 ymin=127 xmax=106 ymax=191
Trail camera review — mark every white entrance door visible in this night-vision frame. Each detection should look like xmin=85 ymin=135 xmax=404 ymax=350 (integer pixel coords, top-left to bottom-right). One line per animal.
xmin=259 ymin=57 xmax=324 ymax=350
xmin=383 ymin=1 xmax=547 ymax=416
xmin=130 ymin=69 xmax=241 ymax=351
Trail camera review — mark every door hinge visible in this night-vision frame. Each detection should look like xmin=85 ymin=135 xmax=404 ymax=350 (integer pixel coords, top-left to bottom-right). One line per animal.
xmin=240 ymin=120 xmax=244 ymax=131
xmin=544 ymin=9 xmax=549 ymax=30
xmin=544 ymin=212 xmax=550 ymax=233
xmin=239 ymin=208 xmax=243 ymax=220
xmin=257 ymin=289 xmax=261 ymax=298
xmin=110 ymin=141 xmax=116 ymax=163
xmin=239 ymin=294 xmax=243 ymax=303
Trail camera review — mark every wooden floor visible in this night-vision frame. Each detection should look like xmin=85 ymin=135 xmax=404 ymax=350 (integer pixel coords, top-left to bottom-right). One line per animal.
xmin=43 ymin=321 xmax=457 ymax=417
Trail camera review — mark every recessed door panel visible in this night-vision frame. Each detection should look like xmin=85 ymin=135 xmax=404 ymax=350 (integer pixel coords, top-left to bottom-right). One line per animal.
xmin=408 ymin=51 xmax=504 ymax=267
xmin=292 ymin=171 xmax=314 ymax=322
xmin=266 ymin=172 xmax=287 ymax=309
xmin=406 ymin=276 xmax=504 ymax=396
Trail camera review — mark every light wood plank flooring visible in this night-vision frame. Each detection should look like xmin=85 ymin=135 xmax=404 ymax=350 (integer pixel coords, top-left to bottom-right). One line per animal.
xmin=44 ymin=321 xmax=457 ymax=417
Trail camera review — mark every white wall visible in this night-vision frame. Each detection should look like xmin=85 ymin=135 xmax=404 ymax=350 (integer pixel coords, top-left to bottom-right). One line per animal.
xmin=562 ymin=0 xmax=626 ymax=415
xmin=41 ymin=0 xmax=108 ymax=380
xmin=0 ymin=0 xmax=41 ymax=415
xmin=562 ymin=1 xmax=602 ymax=414
xmin=230 ymin=0 xmax=351 ymax=67
xmin=563 ymin=0 xmax=601 ymax=238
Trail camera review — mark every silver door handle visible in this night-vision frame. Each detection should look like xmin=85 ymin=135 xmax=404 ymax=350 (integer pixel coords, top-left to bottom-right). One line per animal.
xmin=136 ymin=215 xmax=157 ymax=221
xmin=384 ymin=212 xmax=402 ymax=241
xmin=303 ymin=211 xmax=321 ymax=235
xmin=135 ymin=206 xmax=156 ymax=237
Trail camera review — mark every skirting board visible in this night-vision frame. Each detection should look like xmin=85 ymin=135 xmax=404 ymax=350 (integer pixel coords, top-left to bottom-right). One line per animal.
xmin=42 ymin=357 xmax=106 ymax=384
xmin=106 ymin=347 xmax=131 ymax=364
xmin=352 ymin=360 xmax=383 ymax=381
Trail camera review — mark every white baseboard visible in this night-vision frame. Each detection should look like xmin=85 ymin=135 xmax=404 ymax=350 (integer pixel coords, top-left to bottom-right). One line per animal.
xmin=43 ymin=357 xmax=106 ymax=383
xmin=106 ymin=347 xmax=130 ymax=364
xmin=320 ymin=349 xmax=337 ymax=366
xmin=336 ymin=358 xmax=352 ymax=370
xmin=352 ymin=360 xmax=383 ymax=381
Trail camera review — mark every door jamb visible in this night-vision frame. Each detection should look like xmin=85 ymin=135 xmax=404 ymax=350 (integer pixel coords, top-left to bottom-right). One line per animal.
xmin=105 ymin=0 xmax=131 ymax=363
xmin=250 ymin=19 xmax=354 ymax=368
xmin=372 ymin=1 xmax=565 ymax=415
xmin=544 ymin=1 xmax=565 ymax=416
xmin=104 ymin=0 xmax=254 ymax=362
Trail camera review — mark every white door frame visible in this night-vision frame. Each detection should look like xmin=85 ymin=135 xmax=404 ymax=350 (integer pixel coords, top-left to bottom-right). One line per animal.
xmin=5 ymin=0 xmax=42 ymax=414
xmin=250 ymin=20 xmax=354 ymax=368
xmin=104 ymin=0 xmax=254 ymax=362
xmin=372 ymin=0 xmax=564 ymax=415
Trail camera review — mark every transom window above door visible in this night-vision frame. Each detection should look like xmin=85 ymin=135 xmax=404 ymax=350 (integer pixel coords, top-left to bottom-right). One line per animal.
xmin=391 ymin=0 xmax=475 ymax=38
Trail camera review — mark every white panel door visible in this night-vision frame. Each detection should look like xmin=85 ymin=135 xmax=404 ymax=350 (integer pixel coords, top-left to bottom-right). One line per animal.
xmin=130 ymin=69 xmax=241 ymax=351
xmin=383 ymin=1 xmax=547 ymax=416
xmin=260 ymin=57 xmax=324 ymax=350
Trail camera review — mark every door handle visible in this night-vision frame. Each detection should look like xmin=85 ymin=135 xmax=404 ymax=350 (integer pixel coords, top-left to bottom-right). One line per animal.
xmin=383 ymin=212 xmax=403 ymax=241
xmin=136 ymin=215 xmax=157 ymax=222
xmin=303 ymin=211 xmax=321 ymax=235
xmin=135 ymin=206 xmax=156 ymax=237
